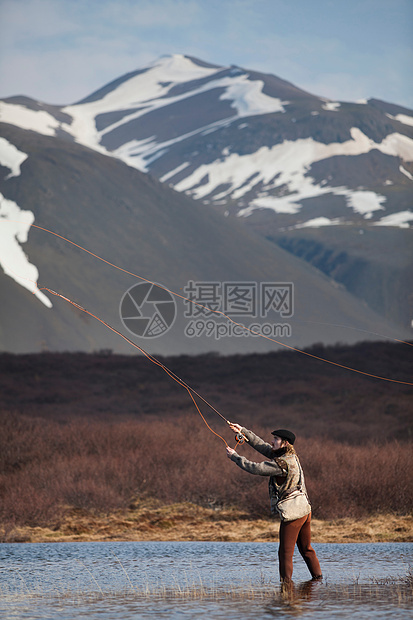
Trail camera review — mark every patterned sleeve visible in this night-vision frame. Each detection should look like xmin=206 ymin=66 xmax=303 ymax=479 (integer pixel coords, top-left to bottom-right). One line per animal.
xmin=230 ymin=453 xmax=287 ymax=477
xmin=241 ymin=427 xmax=275 ymax=458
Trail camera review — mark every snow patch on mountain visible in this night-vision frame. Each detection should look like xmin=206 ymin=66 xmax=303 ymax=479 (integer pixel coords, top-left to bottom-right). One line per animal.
xmin=174 ymin=128 xmax=413 ymax=219
xmin=0 ymin=137 xmax=51 ymax=308
xmin=219 ymin=79 xmax=286 ymax=116
xmin=338 ymin=190 xmax=386 ymax=217
xmin=0 ymin=138 xmax=28 ymax=178
xmin=0 ymin=102 xmax=61 ymax=137
xmin=112 ymin=115 xmax=243 ymax=170
xmin=386 ymin=113 xmax=413 ymax=127
xmin=400 ymin=165 xmax=413 ymax=181
xmin=379 ymin=132 xmax=413 ymax=161
xmin=0 ymin=193 xmax=52 ymax=308
xmin=374 ymin=211 xmax=413 ymax=228
xmin=160 ymin=161 xmax=190 ymax=182
xmin=295 ymin=217 xmax=343 ymax=228
xmin=322 ymin=102 xmax=341 ymax=112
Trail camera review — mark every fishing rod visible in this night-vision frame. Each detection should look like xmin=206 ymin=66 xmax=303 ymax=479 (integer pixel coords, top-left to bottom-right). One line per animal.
xmin=41 ymin=286 xmax=249 ymax=446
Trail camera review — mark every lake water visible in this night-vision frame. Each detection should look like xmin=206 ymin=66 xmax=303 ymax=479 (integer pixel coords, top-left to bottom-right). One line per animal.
xmin=0 ymin=541 xmax=412 ymax=619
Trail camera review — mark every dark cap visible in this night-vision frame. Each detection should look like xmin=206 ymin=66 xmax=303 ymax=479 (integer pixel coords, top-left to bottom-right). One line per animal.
xmin=271 ymin=429 xmax=296 ymax=445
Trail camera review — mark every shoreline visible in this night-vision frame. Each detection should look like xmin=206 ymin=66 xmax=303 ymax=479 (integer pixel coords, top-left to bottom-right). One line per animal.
xmin=2 ymin=502 xmax=412 ymax=544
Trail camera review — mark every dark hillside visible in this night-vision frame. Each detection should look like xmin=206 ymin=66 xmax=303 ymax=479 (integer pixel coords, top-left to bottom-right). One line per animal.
xmin=1 ymin=341 xmax=411 ymax=443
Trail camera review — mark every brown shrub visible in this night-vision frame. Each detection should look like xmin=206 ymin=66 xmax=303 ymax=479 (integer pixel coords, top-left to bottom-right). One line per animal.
xmin=298 ymin=438 xmax=413 ymax=519
xmin=0 ymin=410 xmax=412 ymax=528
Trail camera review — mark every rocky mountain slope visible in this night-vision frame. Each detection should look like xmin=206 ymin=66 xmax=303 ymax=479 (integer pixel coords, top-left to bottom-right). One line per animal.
xmin=0 ymin=122 xmax=407 ymax=354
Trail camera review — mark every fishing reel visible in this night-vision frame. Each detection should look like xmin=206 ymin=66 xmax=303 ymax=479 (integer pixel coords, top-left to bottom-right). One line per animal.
xmin=235 ymin=432 xmax=248 ymax=444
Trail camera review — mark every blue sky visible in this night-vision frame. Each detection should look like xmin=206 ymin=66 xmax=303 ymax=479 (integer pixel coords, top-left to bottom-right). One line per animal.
xmin=0 ymin=0 xmax=412 ymax=108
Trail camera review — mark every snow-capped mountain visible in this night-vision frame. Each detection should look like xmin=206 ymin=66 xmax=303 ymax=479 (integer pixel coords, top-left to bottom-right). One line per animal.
xmin=2 ymin=122 xmax=407 ymax=354
xmin=1 ymin=54 xmax=412 ymax=230
xmin=0 ymin=54 xmax=412 ymax=353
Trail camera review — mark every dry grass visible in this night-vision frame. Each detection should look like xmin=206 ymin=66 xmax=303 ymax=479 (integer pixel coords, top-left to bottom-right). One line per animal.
xmin=2 ymin=578 xmax=412 ymax=608
xmin=2 ymin=574 xmax=412 ymax=610
xmin=3 ymin=500 xmax=412 ymax=544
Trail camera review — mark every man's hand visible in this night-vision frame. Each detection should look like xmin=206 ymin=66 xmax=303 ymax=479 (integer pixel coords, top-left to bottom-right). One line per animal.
xmin=226 ymin=446 xmax=236 ymax=458
xmin=228 ymin=422 xmax=242 ymax=434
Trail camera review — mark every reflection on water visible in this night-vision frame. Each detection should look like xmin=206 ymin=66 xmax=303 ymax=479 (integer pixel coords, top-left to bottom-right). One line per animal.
xmin=0 ymin=542 xmax=411 ymax=619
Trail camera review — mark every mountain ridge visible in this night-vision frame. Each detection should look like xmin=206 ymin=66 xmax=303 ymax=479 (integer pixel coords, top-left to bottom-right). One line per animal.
xmin=1 ymin=120 xmax=408 ymax=354
xmin=1 ymin=54 xmax=412 ymax=230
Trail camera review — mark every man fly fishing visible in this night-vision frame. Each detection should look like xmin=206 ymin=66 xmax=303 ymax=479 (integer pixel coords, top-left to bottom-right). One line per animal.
xmin=226 ymin=423 xmax=322 ymax=583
